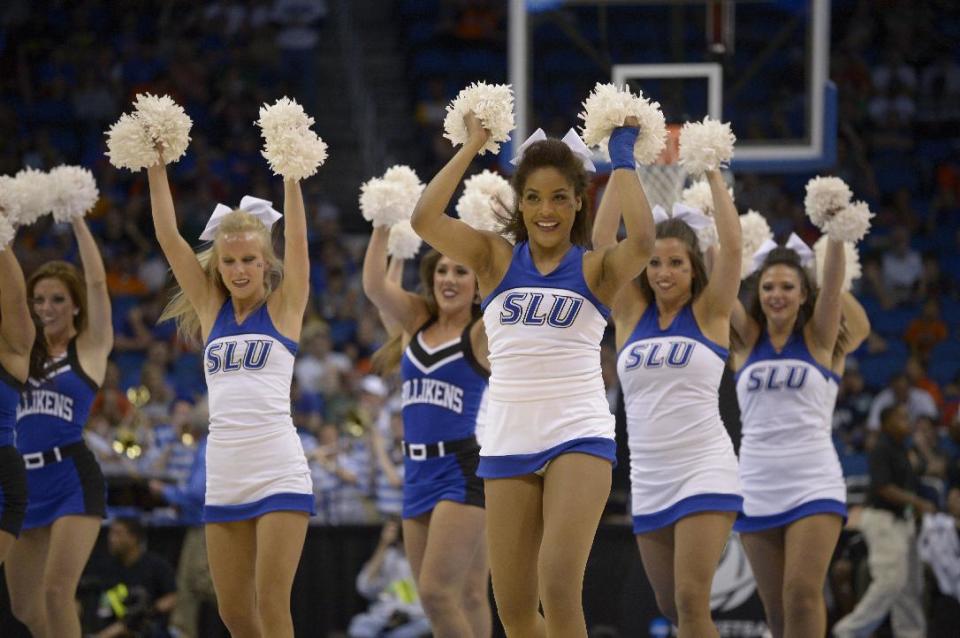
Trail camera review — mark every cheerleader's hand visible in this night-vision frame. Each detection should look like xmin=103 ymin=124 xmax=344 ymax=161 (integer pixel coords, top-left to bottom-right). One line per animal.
xmin=464 ymin=111 xmax=491 ymax=149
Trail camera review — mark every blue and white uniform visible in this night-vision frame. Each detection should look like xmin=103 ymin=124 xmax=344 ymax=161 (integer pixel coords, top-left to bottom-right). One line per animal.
xmin=400 ymin=318 xmax=486 ymax=518
xmin=16 ymin=340 xmax=105 ymax=530
xmin=478 ymin=242 xmax=616 ymax=478
xmin=618 ymin=304 xmax=742 ymax=534
xmin=734 ymin=331 xmax=847 ymax=532
xmin=0 ymin=364 xmax=27 ymax=536
xmin=202 ymin=300 xmax=314 ymax=522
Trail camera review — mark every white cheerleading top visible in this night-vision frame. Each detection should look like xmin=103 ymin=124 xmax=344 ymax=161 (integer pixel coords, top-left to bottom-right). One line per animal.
xmin=735 ymin=331 xmax=841 ymax=455
xmin=733 ymin=329 xmax=846 ymax=528
xmin=618 ymin=303 xmax=730 ymax=452
xmin=477 ymin=241 xmax=615 ymax=472
xmin=205 ymin=302 xmax=299 ymax=439
xmin=618 ymin=302 xmax=741 ymax=526
xmin=482 ymin=241 xmax=609 ymax=404
xmin=202 ymin=299 xmax=312 ymax=511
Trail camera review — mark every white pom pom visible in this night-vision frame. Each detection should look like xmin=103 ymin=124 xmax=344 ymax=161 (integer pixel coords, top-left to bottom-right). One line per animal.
xmin=456 ymin=192 xmax=500 ymax=232
xmin=678 ymin=117 xmax=736 ymax=174
xmin=105 ymin=113 xmax=158 ymax=171
xmin=382 ymin=164 xmax=425 ymax=203
xmin=0 ymin=175 xmax=27 ymax=226
xmin=823 ymin=200 xmax=873 ymax=243
xmin=387 ymin=220 xmax=423 ymax=259
xmin=456 ymin=169 xmax=513 ymax=233
xmin=579 ymin=82 xmax=667 ymax=165
xmin=47 ymin=166 xmax=99 ymax=223
xmin=739 ymin=210 xmax=773 ymax=280
xmin=814 ymin=235 xmax=862 ymax=293
xmin=359 ymin=178 xmax=407 ymax=228
xmin=12 ymin=168 xmax=53 ymax=226
xmin=256 ymin=97 xmax=328 ymax=180
xmin=0 ymin=212 xmax=15 ymax=251
xmin=463 ymin=170 xmax=514 ymax=211
xmin=443 ymin=82 xmax=515 ymax=155
xmin=804 ymin=176 xmax=852 ymax=228
xmin=133 ymin=93 xmax=192 ymax=164
xmin=680 ymin=180 xmax=733 ymax=216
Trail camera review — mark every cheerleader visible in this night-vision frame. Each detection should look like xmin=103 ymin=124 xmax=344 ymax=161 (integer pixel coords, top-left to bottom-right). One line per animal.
xmin=363 ymin=226 xmax=491 ymax=637
xmin=146 ymin=164 xmax=314 ymax=638
xmin=0 ymin=231 xmax=32 ymax=565
xmin=6 ymin=218 xmax=112 ymax=638
xmin=411 ymin=110 xmax=655 ymax=637
xmin=731 ymin=235 xmax=854 ymax=636
xmin=592 ymin=165 xmax=743 ymax=636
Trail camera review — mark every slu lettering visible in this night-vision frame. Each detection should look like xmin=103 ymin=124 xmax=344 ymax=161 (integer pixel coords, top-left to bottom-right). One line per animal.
xmin=206 ymin=339 xmax=274 ymax=374
xmin=17 ymin=390 xmax=74 ymax=421
xmin=746 ymin=365 xmax=808 ymax=392
xmin=499 ymin=292 xmax=583 ymax=328
xmin=623 ymin=341 xmax=695 ymax=371
xmin=402 ymin=378 xmax=464 ymax=413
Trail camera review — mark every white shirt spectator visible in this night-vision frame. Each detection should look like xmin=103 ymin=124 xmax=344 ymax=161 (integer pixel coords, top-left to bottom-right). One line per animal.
xmin=867 ymin=387 xmax=938 ymax=430
xmin=882 ymin=249 xmax=923 ymax=291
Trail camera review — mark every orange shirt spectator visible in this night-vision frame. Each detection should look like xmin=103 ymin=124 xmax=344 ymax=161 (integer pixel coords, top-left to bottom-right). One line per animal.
xmin=904 ymin=299 xmax=948 ymax=359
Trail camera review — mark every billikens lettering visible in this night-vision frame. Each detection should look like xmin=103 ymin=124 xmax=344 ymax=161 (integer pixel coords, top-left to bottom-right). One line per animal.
xmin=402 ymin=378 xmax=464 ymax=413
xmin=499 ymin=292 xmax=583 ymax=328
xmin=18 ymin=390 xmax=74 ymax=421
xmin=206 ymin=339 xmax=273 ymax=374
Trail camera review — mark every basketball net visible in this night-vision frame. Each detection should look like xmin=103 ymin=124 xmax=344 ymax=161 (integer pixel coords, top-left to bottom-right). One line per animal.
xmin=637 ymin=123 xmax=688 ymax=210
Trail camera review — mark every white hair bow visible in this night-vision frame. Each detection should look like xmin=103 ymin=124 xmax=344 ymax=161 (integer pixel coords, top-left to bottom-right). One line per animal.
xmin=509 ymin=128 xmax=597 ymax=173
xmin=651 ymin=203 xmax=714 ymax=231
xmin=199 ymin=195 xmax=282 ymax=241
xmin=748 ymin=233 xmax=815 ymax=277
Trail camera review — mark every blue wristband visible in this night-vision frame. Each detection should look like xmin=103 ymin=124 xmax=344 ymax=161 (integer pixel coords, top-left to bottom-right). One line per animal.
xmin=608 ymin=126 xmax=639 ymax=170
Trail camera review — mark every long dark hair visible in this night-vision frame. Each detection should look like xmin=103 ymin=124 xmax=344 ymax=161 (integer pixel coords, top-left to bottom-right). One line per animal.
xmin=501 ymin=139 xmax=592 ymax=247
xmin=746 ymin=247 xmax=815 ymax=335
xmin=370 ymin=250 xmax=482 ymax=374
xmin=27 ymin=261 xmax=88 ymax=378
xmin=637 ymin=218 xmax=709 ymax=305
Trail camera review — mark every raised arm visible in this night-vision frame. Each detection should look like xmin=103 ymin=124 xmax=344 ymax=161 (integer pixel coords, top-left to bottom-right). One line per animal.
xmin=588 ymin=125 xmax=656 ymax=305
xmin=379 ymin=257 xmax=405 ymax=336
xmin=809 ymin=237 xmax=846 ymax=352
xmin=279 ymin=179 xmax=310 ymax=318
xmin=73 ymin=218 xmax=113 ymax=362
xmin=590 ymin=178 xmax=621 ymax=250
xmin=0 ymin=246 xmax=35 ymax=361
xmin=362 ymin=226 xmax=428 ymax=336
xmin=410 ymin=113 xmax=510 ymax=280
xmin=840 ymin=291 xmax=871 ymax=354
xmin=146 ymin=164 xmax=217 ymax=316
xmin=698 ymin=170 xmax=742 ymax=319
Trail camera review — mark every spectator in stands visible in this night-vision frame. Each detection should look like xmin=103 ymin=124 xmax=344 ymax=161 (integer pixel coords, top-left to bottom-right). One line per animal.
xmin=294 ymin=321 xmax=351 ymax=397
xmin=149 ymin=401 xmax=216 ymax=638
xmin=347 ymin=518 xmax=430 ymax=638
xmin=90 ymin=361 xmax=135 ymax=428
xmin=834 ymin=404 xmax=935 ymax=638
xmin=904 ymin=355 xmax=944 ymax=411
xmin=310 ymin=422 xmax=374 ymax=524
xmin=867 ymin=373 xmax=938 ymax=430
xmin=914 ymin=415 xmax=949 ymax=498
xmin=89 ymin=517 xmax=177 ymax=638
xmin=833 ymin=367 xmax=874 ymax=452
xmin=371 ymin=411 xmax=404 ymax=519
xmin=881 ymin=225 xmax=923 ymax=305
xmin=904 ymin=299 xmax=949 ymax=361
xmin=919 ymin=49 xmax=960 ymax=123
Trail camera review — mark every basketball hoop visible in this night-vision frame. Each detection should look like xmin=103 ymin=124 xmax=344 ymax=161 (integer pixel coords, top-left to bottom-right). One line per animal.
xmin=637 ymin=124 xmax=688 ymax=210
